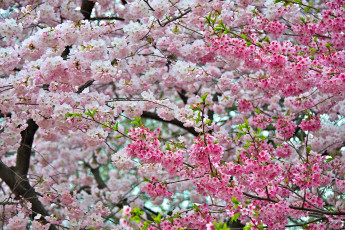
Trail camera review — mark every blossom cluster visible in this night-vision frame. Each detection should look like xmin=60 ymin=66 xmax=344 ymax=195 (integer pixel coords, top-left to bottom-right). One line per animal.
xmin=1 ymin=0 xmax=345 ymax=229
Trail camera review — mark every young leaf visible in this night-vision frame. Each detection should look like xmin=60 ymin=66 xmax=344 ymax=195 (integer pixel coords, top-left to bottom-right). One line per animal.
xmin=244 ymin=118 xmax=249 ymax=127
xmin=201 ymin=93 xmax=209 ymax=103
xmin=142 ymin=222 xmax=150 ymax=230
xmin=130 ymin=215 xmax=141 ymax=223
xmin=231 ymin=213 xmax=241 ymax=223
xmin=153 ymin=213 xmax=162 ymax=225
xmin=240 ymin=34 xmax=247 ymax=40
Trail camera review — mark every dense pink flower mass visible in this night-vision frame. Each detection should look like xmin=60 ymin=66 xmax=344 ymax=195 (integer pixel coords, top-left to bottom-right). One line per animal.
xmin=1 ymin=0 xmax=345 ymax=229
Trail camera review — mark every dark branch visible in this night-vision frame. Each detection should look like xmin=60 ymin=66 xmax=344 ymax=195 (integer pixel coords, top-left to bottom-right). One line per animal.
xmin=16 ymin=119 xmax=38 ymax=176
xmin=89 ymin=17 xmax=124 ymax=21
xmin=77 ymin=80 xmax=94 ymax=94
xmin=80 ymin=0 xmax=95 ymax=20
xmin=177 ymin=89 xmax=188 ymax=104
xmin=0 ymin=161 xmax=15 ymax=189
xmin=85 ymin=163 xmax=107 ymax=189
xmin=160 ymin=8 xmax=191 ymax=27
xmin=0 ymin=110 xmax=11 ymax=118
xmin=142 ymin=111 xmax=198 ymax=136
xmin=61 ymin=45 xmax=72 ymax=60
xmin=0 ymin=119 xmax=57 ymax=229
xmin=243 ymin=192 xmax=345 ymax=216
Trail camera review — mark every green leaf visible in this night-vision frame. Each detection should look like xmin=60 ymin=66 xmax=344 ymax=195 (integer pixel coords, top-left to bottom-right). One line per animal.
xmin=244 ymin=144 xmax=251 ymax=150
xmin=243 ymin=223 xmax=253 ymax=230
xmin=231 ymin=213 xmax=241 ymax=222
xmin=153 ymin=213 xmax=162 ymax=225
xmin=304 ymin=6 xmax=310 ymax=13
xmin=240 ymin=34 xmax=247 ymax=40
xmin=205 ymin=12 xmax=212 ymax=22
xmin=213 ymin=222 xmax=221 ymax=230
xmin=130 ymin=215 xmax=141 ymax=223
xmin=255 ymin=108 xmax=261 ymax=114
xmin=326 ymin=152 xmax=335 ymax=162
xmin=263 ymin=37 xmax=270 ymax=43
xmin=194 ymin=118 xmax=201 ymax=123
xmin=201 ymin=93 xmax=209 ymax=103
xmin=253 ymin=209 xmax=259 ymax=217
xmin=214 ymin=25 xmax=223 ymax=32
xmin=285 ymin=109 xmax=290 ymax=116
xmin=91 ymin=109 xmax=97 ymax=117
xmin=237 ymin=132 xmax=245 ymax=140
xmin=325 ymin=43 xmax=332 ymax=50
xmin=142 ymin=222 xmax=150 ymax=230
xmin=258 ymin=225 xmax=264 ymax=230
xmin=131 ymin=207 xmax=143 ymax=216
xmin=66 ymin=112 xmax=82 ymax=118
xmin=102 ymin=122 xmax=109 ymax=128
xmin=111 ymin=122 xmax=119 ymax=131
xmin=176 ymin=144 xmax=185 ymax=149
xmin=244 ymin=118 xmax=249 ymax=127
xmin=193 ymin=204 xmax=200 ymax=212
xmin=212 ymin=222 xmax=229 ymax=230
xmin=131 ymin=117 xmax=142 ymax=126
xmin=309 ymin=48 xmax=317 ymax=54
xmin=205 ymin=119 xmax=212 ymax=125
xmin=231 ymin=197 xmax=239 ymax=205
xmin=257 ymin=135 xmax=266 ymax=140
xmin=84 ymin=108 xmax=97 ymax=118
xmin=168 ymin=212 xmax=180 ymax=223
xmin=115 ymin=135 xmax=122 ymax=139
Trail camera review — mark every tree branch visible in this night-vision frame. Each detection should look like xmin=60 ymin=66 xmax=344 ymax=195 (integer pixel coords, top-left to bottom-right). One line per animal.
xmin=80 ymin=0 xmax=95 ymax=20
xmin=77 ymin=80 xmax=94 ymax=94
xmin=85 ymin=163 xmax=107 ymax=189
xmin=142 ymin=111 xmax=198 ymax=136
xmin=16 ymin=119 xmax=38 ymax=176
xmin=243 ymin=192 xmax=345 ymax=216
xmin=0 ymin=110 xmax=11 ymax=118
xmin=177 ymin=89 xmax=188 ymax=104
xmin=0 ymin=119 xmax=57 ymax=229
xmin=89 ymin=16 xmax=124 ymax=21
xmin=159 ymin=8 xmax=192 ymax=27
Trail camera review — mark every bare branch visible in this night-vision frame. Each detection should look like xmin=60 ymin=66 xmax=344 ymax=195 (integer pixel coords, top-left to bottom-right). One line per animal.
xmin=77 ymin=80 xmax=94 ymax=94
xmin=85 ymin=163 xmax=107 ymax=189
xmin=89 ymin=16 xmax=124 ymax=21
xmin=142 ymin=111 xmax=198 ymax=136
xmin=80 ymin=0 xmax=95 ymax=20
xmin=16 ymin=119 xmax=38 ymax=176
